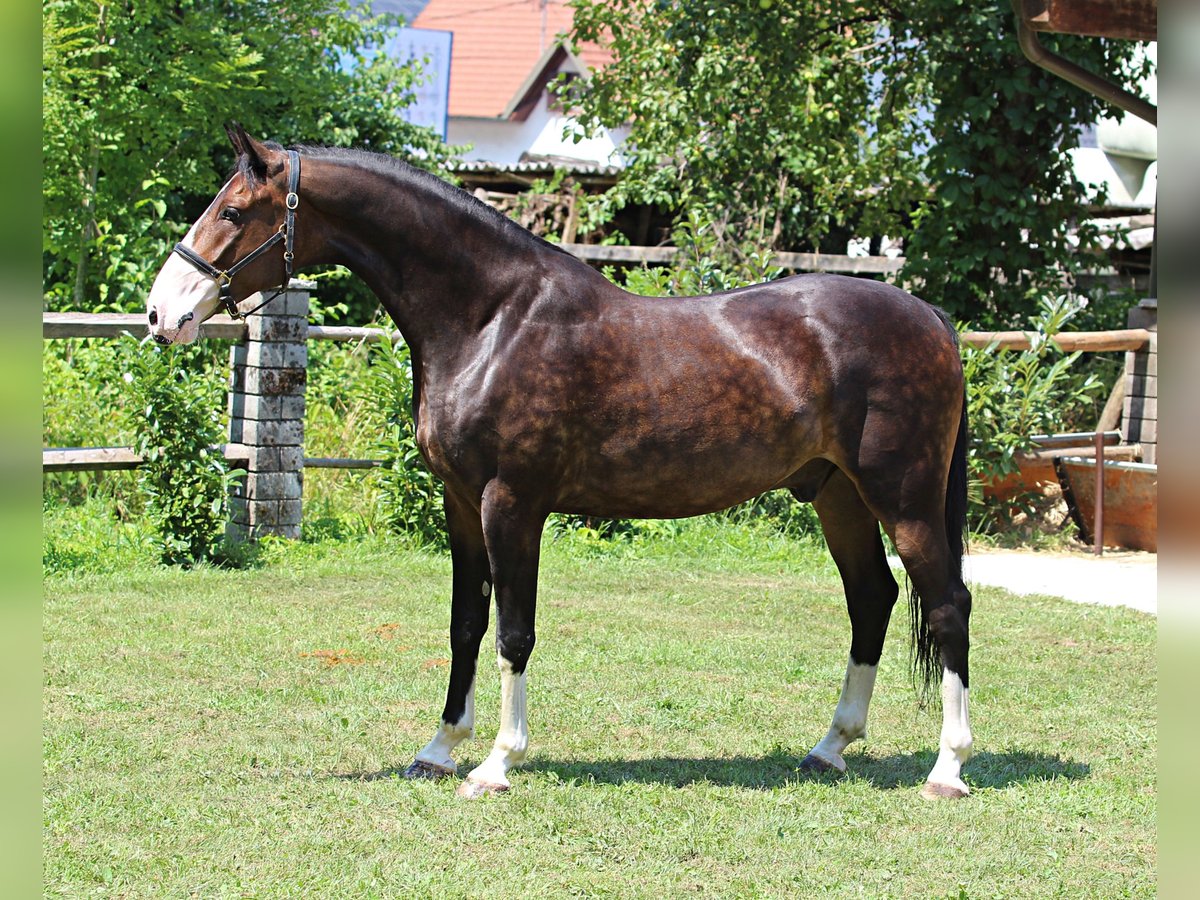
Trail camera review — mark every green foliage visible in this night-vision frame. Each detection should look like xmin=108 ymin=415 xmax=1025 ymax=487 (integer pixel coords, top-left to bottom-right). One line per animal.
xmin=725 ymin=490 xmax=824 ymax=543
xmin=359 ymin=333 xmax=446 ymax=548
xmin=43 ymin=494 xmax=157 ymax=577
xmin=623 ymin=210 xmax=782 ymax=297
xmin=569 ymin=0 xmax=1150 ymax=327
xmin=961 ymin=296 xmax=1105 ymax=531
xmin=42 ymin=340 xmax=137 ymax=506
xmin=43 ymin=0 xmax=455 ymax=314
xmin=900 ymin=1 xmax=1150 ymax=324
xmin=571 ymin=0 xmax=924 ymax=254
xmin=119 ymin=336 xmax=239 ymax=564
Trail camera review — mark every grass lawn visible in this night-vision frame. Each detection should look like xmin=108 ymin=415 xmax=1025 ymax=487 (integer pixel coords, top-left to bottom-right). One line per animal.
xmin=44 ymin=521 xmax=1156 ymax=897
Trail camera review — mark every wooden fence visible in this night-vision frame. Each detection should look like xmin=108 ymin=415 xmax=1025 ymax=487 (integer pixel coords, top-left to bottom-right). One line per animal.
xmin=43 ymin=283 xmax=1157 ymax=539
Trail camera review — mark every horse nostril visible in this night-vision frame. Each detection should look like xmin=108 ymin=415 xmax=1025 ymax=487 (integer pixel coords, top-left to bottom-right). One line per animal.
xmin=148 ymin=308 xmax=158 ymax=326
xmin=176 ymin=311 xmax=194 ymax=328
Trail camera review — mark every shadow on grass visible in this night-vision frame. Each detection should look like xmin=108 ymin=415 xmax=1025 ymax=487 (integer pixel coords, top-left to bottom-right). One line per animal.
xmin=336 ymin=748 xmax=1089 ymax=791
xmin=511 ymin=747 xmax=1090 ymax=792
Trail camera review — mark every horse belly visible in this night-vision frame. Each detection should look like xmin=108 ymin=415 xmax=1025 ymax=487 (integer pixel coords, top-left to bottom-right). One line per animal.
xmin=555 ymin=403 xmax=818 ymax=519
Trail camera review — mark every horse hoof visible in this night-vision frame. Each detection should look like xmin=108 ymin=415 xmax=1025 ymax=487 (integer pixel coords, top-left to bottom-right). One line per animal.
xmin=799 ymin=753 xmax=843 ymax=775
xmin=920 ymin=780 xmax=969 ymax=800
xmin=403 ymin=759 xmax=456 ymax=781
xmin=456 ymin=778 xmax=509 ymax=799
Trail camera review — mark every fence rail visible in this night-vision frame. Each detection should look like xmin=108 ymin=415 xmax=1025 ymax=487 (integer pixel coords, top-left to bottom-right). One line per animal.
xmin=42 ymin=311 xmax=1155 ymax=353
xmin=558 ymin=243 xmax=905 ymax=275
xmin=43 ymin=291 xmax=1158 ymax=537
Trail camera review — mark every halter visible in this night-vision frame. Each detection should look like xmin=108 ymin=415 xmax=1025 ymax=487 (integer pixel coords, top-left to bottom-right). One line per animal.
xmin=171 ymin=149 xmax=301 ymax=320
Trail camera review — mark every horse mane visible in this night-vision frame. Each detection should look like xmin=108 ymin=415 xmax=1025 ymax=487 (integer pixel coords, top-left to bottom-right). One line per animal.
xmin=284 ymin=143 xmax=575 ymax=260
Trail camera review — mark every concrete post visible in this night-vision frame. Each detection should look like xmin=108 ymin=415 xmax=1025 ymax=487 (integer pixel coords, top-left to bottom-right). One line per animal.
xmin=227 ymin=281 xmax=312 ymax=540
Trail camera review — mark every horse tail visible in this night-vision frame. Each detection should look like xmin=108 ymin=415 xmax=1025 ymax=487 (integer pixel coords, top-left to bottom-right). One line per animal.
xmin=909 ymin=314 xmax=970 ymax=701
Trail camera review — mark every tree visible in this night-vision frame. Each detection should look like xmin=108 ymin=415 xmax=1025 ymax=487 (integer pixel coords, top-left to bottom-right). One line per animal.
xmin=568 ymin=0 xmax=1150 ymax=326
xmin=570 ymin=0 xmax=924 ymax=256
xmin=43 ymin=0 xmax=452 ymax=313
xmin=900 ymin=1 xmax=1150 ymax=323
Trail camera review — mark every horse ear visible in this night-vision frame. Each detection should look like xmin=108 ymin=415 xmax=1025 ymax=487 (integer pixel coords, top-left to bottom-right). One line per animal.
xmin=225 ymin=121 xmax=270 ymax=183
xmin=224 ymin=121 xmax=244 ymax=154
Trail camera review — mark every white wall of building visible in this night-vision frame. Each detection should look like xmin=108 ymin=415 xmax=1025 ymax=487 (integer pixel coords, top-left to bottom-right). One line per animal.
xmin=448 ymin=88 xmax=626 ymax=167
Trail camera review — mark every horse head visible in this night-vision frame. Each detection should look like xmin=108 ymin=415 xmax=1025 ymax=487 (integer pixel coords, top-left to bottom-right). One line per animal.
xmin=146 ymin=124 xmax=297 ymax=344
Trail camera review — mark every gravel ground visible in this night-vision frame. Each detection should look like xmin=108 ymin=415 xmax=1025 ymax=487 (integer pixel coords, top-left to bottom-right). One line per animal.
xmin=963 ymin=548 xmax=1157 ymax=615
xmin=889 ymin=548 xmax=1158 ymax=615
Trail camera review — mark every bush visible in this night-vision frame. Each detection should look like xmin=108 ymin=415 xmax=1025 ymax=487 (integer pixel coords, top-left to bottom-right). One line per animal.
xmin=359 ymin=332 xmax=446 ymax=548
xmin=119 ymin=337 xmax=240 ymax=564
xmin=42 ymin=340 xmax=139 ymax=507
xmin=962 ymin=295 xmax=1105 ymax=533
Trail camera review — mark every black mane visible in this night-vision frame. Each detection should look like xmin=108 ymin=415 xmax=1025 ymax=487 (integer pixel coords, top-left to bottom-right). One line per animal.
xmin=292 ymin=144 xmax=573 ymax=259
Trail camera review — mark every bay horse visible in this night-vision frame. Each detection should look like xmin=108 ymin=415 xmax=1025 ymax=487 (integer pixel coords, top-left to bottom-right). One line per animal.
xmin=147 ymin=125 xmax=973 ymax=800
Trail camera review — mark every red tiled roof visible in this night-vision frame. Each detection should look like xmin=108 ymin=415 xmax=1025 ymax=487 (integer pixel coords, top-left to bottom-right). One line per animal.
xmin=411 ymin=0 xmax=611 ymax=118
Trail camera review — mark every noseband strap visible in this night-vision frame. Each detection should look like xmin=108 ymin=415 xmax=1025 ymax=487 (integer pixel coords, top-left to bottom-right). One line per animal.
xmin=172 ymin=149 xmax=301 ymax=320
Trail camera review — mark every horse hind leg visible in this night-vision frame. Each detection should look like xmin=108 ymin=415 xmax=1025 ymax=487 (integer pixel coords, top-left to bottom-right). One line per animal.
xmin=797 ymin=471 xmax=899 ymax=774
xmin=887 ymin=507 xmax=973 ymax=800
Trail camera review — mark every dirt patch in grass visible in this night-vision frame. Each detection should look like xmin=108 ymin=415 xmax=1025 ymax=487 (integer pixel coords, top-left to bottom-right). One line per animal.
xmin=369 ymin=623 xmax=408 ymax=641
xmin=299 ymin=649 xmax=365 ymax=667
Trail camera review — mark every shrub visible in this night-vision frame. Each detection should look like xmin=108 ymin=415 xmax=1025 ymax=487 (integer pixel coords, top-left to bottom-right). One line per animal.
xmin=961 ymin=295 xmax=1106 ymax=532
xmin=359 ymin=332 xmax=446 ymax=548
xmin=42 ymin=340 xmax=139 ymax=507
xmin=119 ymin=337 xmax=240 ymax=564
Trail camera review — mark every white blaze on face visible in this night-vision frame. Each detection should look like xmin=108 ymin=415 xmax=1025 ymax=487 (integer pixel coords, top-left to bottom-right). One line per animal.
xmin=146 ymin=185 xmax=233 ymax=345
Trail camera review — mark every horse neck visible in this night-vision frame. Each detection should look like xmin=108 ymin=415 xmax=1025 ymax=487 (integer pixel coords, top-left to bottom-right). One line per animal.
xmin=302 ymin=156 xmax=575 ymax=354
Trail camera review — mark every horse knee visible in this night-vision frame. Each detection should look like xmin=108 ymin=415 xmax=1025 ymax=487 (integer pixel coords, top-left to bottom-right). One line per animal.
xmin=927 ymin=602 xmax=970 ymax=683
xmin=952 ymin=584 xmax=972 ymax=623
xmin=451 ymin=613 xmax=488 ymax=652
xmin=496 ymin=626 xmax=535 ymax=673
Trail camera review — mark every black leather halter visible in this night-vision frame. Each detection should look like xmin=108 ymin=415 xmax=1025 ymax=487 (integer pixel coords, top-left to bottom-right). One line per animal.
xmin=171 ymin=149 xmax=301 ymax=320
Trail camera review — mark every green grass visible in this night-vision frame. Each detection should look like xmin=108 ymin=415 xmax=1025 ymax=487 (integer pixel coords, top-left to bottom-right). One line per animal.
xmin=44 ymin=514 xmax=1156 ymax=898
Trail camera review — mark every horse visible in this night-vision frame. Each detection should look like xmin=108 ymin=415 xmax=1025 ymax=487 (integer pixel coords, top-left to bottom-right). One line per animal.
xmin=147 ymin=124 xmax=974 ymax=800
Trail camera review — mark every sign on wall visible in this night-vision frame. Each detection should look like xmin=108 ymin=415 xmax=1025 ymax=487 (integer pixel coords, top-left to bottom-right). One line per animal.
xmin=384 ymin=28 xmax=453 ymax=139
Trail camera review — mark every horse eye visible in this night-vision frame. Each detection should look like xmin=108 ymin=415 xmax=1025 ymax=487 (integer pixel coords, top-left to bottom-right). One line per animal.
xmin=220 ymin=207 xmax=242 ymax=223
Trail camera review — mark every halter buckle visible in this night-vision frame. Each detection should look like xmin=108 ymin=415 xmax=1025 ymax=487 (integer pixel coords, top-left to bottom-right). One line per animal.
xmin=285 ymin=192 xmax=299 ymax=210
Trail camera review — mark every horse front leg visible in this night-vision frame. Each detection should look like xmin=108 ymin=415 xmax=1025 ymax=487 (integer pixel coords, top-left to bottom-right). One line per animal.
xmin=405 ymin=490 xmax=491 ymax=780
xmin=457 ymin=481 xmax=545 ymax=799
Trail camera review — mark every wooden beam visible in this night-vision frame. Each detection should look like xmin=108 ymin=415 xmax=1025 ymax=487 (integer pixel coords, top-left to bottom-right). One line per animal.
xmin=303 ymin=457 xmax=385 ymax=469
xmin=305 ymin=325 xmax=398 ymax=344
xmin=1017 ymin=443 xmax=1140 ymax=464
xmin=42 ymin=447 xmax=144 ymax=472
xmin=43 ymin=444 xmax=249 ymax=472
xmin=1021 ymin=0 xmax=1157 ymax=41
xmin=43 ymin=312 xmax=247 ymax=341
xmin=961 ymin=328 xmax=1152 ymax=352
xmin=558 ymin=243 xmax=904 ymax=274
xmin=1030 ymin=431 xmax=1121 ymax=449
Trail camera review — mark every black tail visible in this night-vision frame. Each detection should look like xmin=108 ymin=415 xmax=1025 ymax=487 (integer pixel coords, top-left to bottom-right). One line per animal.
xmin=910 ymin=320 xmax=970 ymax=702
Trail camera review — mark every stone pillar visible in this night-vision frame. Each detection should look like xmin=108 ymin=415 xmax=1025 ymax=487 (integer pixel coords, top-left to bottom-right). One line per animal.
xmin=227 ymin=282 xmax=312 ymax=540
xmin=1123 ymin=298 xmax=1157 ymax=464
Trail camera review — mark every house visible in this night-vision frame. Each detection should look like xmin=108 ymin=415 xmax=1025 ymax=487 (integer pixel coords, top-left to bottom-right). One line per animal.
xmin=359 ymin=0 xmax=623 ymax=167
